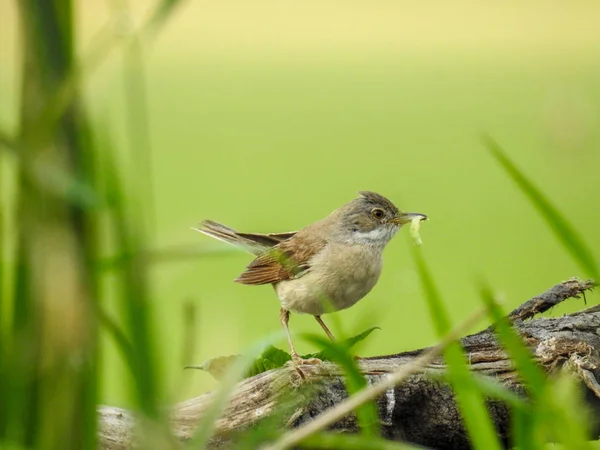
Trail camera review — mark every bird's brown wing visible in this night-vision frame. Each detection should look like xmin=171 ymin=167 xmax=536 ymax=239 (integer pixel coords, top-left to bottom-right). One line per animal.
xmin=235 ymin=233 xmax=326 ymax=285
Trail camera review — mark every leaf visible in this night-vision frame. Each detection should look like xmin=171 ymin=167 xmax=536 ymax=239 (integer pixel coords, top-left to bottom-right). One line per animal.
xmin=187 ymin=346 xmax=291 ymax=380
xmin=189 ymin=328 xmax=380 ymax=381
xmin=247 ymin=346 xmax=292 ymax=377
xmin=185 ymin=355 xmax=242 ymax=380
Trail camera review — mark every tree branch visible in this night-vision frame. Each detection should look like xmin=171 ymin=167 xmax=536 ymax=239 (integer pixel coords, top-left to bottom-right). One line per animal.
xmin=98 ymin=278 xmax=599 ymax=449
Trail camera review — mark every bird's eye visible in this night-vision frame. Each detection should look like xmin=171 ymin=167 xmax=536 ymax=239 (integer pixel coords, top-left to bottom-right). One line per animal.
xmin=371 ymin=208 xmax=385 ymax=219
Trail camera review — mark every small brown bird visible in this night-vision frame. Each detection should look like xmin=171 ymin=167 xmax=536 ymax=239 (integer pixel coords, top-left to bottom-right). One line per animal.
xmin=195 ymin=191 xmax=426 ymax=363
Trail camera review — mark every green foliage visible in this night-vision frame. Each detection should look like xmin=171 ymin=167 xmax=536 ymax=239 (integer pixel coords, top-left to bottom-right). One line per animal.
xmin=250 ymin=345 xmax=292 ymax=372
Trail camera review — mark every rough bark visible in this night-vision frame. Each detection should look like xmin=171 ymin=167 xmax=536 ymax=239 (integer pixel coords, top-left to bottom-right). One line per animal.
xmin=98 ymin=278 xmax=600 ymax=449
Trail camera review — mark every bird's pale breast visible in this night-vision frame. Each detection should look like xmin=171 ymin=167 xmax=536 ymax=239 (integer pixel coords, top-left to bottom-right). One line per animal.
xmin=275 ymin=243 xmax=383 ymax=315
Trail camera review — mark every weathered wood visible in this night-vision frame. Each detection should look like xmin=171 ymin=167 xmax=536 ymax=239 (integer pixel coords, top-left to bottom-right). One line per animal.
xmin=98 ymin=279 xmax=600 ymax=449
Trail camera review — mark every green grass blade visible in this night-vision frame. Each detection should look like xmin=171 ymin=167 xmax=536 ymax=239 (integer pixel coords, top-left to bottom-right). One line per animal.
xmin=478 ymin=282 xmax=547 ymax=449
xmin=478 ymin=282 xmax=547 ymax=398
xmin=95 ymin=305 xmax=136 ymax=373
xmin=120 ymin=37 xmax=155 ymax=235
xmin=303 ymin=334 xmax=380 ymax=436
xmin=299 ymin=433 xmax=419 ymax=449
xmin=468 ymin=375 xmax=527 ymax=410
xmin=307 ymin=327 xmax=379 ymax=361
xmin=512 ymin=407 xmax=537 ymax=450
xmin=145 ymin=0 xmax=188 ymax=36
xmin=0 ymin=205 xmax=4 ymax=326
xmin=414 ymin=249 xmax=502 ymax=450
xmin=0 ymin=129 xmax=17 ymax=152
xmin=103 ymin=157 xmax=162 ymax=418
xmin=544 ymin=374 xmax=592 ymax=448
xmin=12 ymin=1 xmax=103 ymax=448
xmin=483 ymin=135 xmax=599 ymax=280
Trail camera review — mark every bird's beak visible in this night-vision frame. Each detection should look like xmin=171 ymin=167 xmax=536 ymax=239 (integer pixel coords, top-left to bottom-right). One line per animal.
xmin=390 ymin=212 xmax=428 ymax=225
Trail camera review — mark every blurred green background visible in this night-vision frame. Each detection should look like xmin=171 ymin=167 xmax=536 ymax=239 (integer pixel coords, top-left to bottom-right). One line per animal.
xmin=1 ymin=1 xmax=599 ymax=408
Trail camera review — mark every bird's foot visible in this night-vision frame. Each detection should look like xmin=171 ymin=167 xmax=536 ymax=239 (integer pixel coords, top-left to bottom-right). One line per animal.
xmin=292 ymin=356 xmax=322 ymax=365
xmin=286 ymin=354 xmax=322 ymax=380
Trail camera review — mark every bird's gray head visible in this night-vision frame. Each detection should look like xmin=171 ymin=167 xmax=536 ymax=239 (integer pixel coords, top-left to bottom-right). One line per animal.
xmin=335 ymin=191 xmax=427 ymax=247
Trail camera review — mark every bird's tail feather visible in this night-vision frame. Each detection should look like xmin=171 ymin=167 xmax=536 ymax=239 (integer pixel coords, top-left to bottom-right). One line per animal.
xmin=193 ymin=220 xmax=295 ymax=255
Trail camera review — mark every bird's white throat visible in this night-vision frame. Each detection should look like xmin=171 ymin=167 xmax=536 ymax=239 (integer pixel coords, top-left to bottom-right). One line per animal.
xmin=352 ymin=226 xmax=398 ymax=246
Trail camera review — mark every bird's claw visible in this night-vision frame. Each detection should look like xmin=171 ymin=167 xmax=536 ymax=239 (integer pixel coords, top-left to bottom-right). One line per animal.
xmin=285 ymin=355 xmax=323 ymax=380
xmin=292 ymin=356 xmax=322 ymax=365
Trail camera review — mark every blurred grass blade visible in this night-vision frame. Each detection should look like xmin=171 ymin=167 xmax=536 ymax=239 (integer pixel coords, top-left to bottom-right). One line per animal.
xmin=303 ymin=334 xmax=380 ymax=436
xmin=299 ymin=433 xmax=419 ymax=449
xmin=0 ymin=204 xmax=4 ymax=322
xmin=97 ymin=244 xmax=239 ymax=271
xmin=308 ymin=327 xmax=379 ymax=361
xmin=478 ymin=281 xmax=547 ymax=450
xmin=103 ymin=153 xmax=162 ymax=418
xmin=544 ymin=374 xmax=592 ymax=447
xmin=95 ymin=305 xmax=136 ymax=374
xmin=413 ymin=249 xmax=502 ymax=450
xmin=479 ymin=283 xmax=593 ymax=448
xmin=145 ymin=0 xmax=187 ymax=36
xmin=13 ymin=0 xmax=102 ymax=447
xmin=469 ymin=375 xmax=527 ymax=410
xmin=483 ymin=135 xmax=599 ymax=280
xmin=0 ymin=129 xmax=17 ymax=152
xmin=478 ymin=282 xmax=547 ymax=398
xmin=512 ymin=407 xmax=537 ymax=450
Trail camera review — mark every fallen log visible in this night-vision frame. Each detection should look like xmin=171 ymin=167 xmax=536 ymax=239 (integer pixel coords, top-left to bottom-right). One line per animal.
xmin=99 ymin=278 xmax=600 ymax=449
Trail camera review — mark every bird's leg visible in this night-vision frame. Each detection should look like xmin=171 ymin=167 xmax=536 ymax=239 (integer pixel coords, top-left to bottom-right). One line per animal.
xmin=314 ymin=315 xmax=335 ymax=341
xmin=314 ymin=315 xmax=362 ymax=360
xmin=280 ymin=308 xmax=301 ymax=362
xmin=280 ymin=308 xmax=321 ymax=367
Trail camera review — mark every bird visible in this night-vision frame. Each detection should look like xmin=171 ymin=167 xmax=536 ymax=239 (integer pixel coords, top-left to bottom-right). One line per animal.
xmin=194 ymin=191 xmax=427 ymax=364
